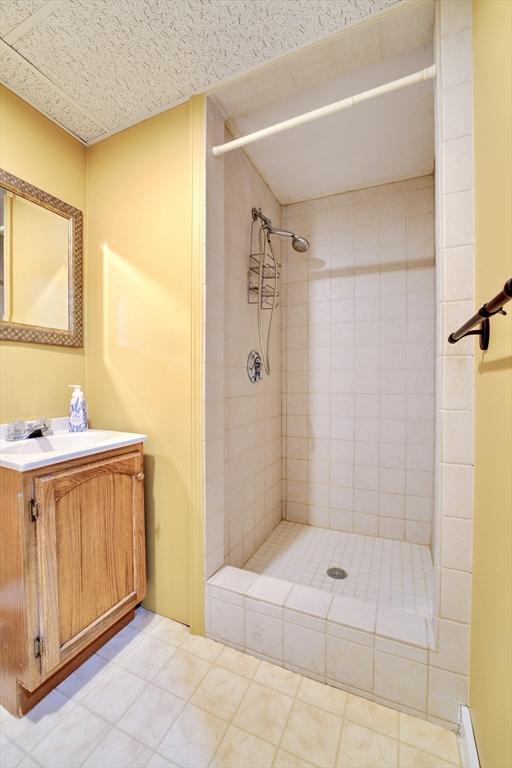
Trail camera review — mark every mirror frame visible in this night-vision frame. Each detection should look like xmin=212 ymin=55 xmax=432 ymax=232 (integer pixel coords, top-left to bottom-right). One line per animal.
xmin=0 ymin=168 xmax=83 ymax=347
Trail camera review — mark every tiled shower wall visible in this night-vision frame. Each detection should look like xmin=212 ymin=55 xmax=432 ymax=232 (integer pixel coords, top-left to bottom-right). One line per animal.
xmin=204 ymin=100 xmax=226 ymax=579
xmin=205 ymin=0 xmax=474 ymax=728
xmin=282 ymin=176 xmax=435 ymax=545
xmin=430 ymin=0 xmax=474 ymax=726
xmin=223 ymin=135 xmax=283 ymax=568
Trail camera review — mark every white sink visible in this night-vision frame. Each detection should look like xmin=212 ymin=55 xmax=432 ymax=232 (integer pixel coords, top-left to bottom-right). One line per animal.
xmin=2 ymin=431 xmax=105 ymax=455
xmin=0 ymin=427 xmax=147 ymax=471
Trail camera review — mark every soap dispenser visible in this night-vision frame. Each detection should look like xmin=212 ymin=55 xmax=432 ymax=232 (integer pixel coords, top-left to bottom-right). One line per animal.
xmin=68 ymin=384 xmax=88 ymax=432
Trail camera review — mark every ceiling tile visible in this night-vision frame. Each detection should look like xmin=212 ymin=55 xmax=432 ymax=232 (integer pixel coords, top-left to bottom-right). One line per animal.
xmin=0 ymin=42 xmax=106 ymax=142
xmin=1 ymin=0 xmax=402 ymax=142
xmin=0 ymin=0 xmax=45 ymax=37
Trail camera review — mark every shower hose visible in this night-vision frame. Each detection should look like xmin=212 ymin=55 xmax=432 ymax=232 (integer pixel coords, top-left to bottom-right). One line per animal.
xmin=257 ymin=224 xmax=279 ymax=375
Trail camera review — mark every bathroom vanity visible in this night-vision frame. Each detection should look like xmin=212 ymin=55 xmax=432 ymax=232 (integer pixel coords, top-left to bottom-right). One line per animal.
xmin=0 ymin=426 xmax=147 ymax=716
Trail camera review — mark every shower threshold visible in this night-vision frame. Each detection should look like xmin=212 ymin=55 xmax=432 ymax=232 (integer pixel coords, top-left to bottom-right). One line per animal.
xmin=206 ymin=522 xmax=436 ymax=714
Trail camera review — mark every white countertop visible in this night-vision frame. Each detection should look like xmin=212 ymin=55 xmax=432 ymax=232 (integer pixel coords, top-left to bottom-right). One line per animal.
xmin=0 ymin=418 xmax=147 ymax=471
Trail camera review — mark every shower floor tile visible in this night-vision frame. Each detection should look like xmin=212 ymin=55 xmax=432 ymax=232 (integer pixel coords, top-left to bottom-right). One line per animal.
xmin=244 ymin=521 xmax=434 ymax=618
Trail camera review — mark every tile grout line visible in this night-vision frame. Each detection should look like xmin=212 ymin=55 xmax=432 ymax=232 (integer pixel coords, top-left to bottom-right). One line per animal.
xmin=8 ymin=610 xmax=462 ymax=767
xmin=26 ymin=620 xmax=186 ymax=766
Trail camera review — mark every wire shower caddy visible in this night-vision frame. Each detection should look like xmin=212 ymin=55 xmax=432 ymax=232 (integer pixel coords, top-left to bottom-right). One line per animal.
xmin=248 ymin=207 xmax=281 ymax=310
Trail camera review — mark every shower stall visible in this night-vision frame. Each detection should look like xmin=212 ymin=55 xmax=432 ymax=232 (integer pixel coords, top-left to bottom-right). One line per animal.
xmin=203 ymin=0 xmax=475 ymax=731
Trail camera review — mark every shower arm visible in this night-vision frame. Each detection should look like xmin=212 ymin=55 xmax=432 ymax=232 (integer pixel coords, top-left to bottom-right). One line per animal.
xmin=252 ymin=208 xmax=308 ymax=247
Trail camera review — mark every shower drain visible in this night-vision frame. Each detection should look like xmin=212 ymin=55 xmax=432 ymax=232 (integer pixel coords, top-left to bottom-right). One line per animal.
xmin=326 ymin=567 xmax=348 ymax=580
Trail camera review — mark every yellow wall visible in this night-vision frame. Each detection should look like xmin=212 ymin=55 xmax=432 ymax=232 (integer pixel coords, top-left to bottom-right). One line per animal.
xmin=1 ymin=86 xmax=205 ymax=629
xmin=470 ymin=3 xmax=512 ymax=767
xmin=0 ymin=86 xmax=86 ymax=422
xmin=86 ymin=99 xmax=205 ymax=629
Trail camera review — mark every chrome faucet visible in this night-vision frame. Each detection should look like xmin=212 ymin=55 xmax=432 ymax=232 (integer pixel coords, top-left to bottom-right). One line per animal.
xmin=5 ymin=418 xmax=53 ymax=441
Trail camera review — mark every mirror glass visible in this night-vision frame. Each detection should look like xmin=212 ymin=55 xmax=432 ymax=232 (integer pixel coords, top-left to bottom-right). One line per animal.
xmin=0 ymin=187 xmax=70 ymax=330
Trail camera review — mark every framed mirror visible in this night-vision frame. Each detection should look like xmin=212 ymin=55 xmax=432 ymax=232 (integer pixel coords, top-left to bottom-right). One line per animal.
xmin=0 ymin=169 xmax=83 ymax=347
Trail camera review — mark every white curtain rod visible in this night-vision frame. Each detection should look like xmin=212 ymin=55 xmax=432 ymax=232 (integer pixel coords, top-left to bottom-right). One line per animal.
xmin=212 ymin=64 xmax=436 ymax=157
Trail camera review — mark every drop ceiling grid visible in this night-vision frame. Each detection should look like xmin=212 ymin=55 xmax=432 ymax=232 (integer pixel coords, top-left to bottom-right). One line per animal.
xmin=0 ymin=40 xmax=106 ymax=142
xmin=0 ymin=0 xmax=45 ymax=37
xmin=0 ymin=0 xmax=402 ymax=143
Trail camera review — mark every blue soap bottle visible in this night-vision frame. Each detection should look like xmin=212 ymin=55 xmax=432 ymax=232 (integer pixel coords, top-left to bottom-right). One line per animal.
xmin=68 ymin=384 xmax=88 ymax=432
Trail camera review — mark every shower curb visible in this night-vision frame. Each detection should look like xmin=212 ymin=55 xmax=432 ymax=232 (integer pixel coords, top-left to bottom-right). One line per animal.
xmin=204 ymin=565 xmax=459 ymax=729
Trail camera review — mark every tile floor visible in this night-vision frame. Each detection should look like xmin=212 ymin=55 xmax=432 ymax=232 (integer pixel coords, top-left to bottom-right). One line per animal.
xmin=0 ymin=608 xmax=460 ymax=768
xmin=245 ymin=522 xmax=434 ymax=618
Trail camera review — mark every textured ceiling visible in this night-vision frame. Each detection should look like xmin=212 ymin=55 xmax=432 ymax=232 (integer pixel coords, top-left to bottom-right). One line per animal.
xmin=0 ymin=1 xmax=45 ymax=36
xmin=0 ymin=0 xmax=402 ymax=144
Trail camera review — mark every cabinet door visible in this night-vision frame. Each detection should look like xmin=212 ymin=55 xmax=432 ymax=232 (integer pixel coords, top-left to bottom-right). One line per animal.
xmin=33 ymin=451 xmax=145 ymax=677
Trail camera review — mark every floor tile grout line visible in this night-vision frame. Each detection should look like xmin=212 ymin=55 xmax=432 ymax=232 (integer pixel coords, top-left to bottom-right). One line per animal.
xmin=114 ymin=681 xmax=189 ymax=753
xmin=78 ymin=720 xmax=117 ymax=767
xmin=270 ymin=678 xmax=307 ymax=766
xmin=209 ymin=665 xmax=293 ymax=766
xmin=8 ymin=609 xmax=461 ymax=768
xmin=158 ymin=648 xmax=459 ymax=768
xmin=3 ymin=735 xmax=42 ymax=768
xmin=25 ymin=623 xmax=189 ymax=765
xmin=75 ymin=666 xmax=155 ymax=766
xmin=4 ymin=684 xmax=86 ymax=757
xmin=211 ymin=649 xmax=365 ymax=766
xmin=151 ymin=647 xmax=255 ymax=762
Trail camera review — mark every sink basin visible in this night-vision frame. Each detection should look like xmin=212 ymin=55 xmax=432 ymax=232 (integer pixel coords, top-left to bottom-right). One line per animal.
xmin=2 ymin=431 xmax=108 ymax=455
xmin=0 ymin=428 xmax=147 ymax=471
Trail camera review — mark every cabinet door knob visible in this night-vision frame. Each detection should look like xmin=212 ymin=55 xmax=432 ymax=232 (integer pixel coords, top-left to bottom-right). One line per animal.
xmin=136 ymin=472 xmax=145 ymax=481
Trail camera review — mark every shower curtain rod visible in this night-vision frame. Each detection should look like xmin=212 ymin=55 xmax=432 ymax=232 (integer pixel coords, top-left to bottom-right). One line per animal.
xmin=448 ymin=277 xmax=512 ymax=350
xmin=212 ymin=64 xmax=436 ymax=157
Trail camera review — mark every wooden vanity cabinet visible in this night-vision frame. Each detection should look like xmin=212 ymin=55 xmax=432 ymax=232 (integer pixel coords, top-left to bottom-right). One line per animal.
xmin=0 ymin=443 xmax=146 ymax=716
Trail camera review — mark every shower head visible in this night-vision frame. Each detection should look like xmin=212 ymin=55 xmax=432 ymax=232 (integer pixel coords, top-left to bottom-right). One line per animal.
xmin=292 ymin=235 xmax=310 ymax=253
xmin=252 ymin=208 xmax=310 ymax=253
xmin=268 ymin=227 xmax=310 ymax=253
